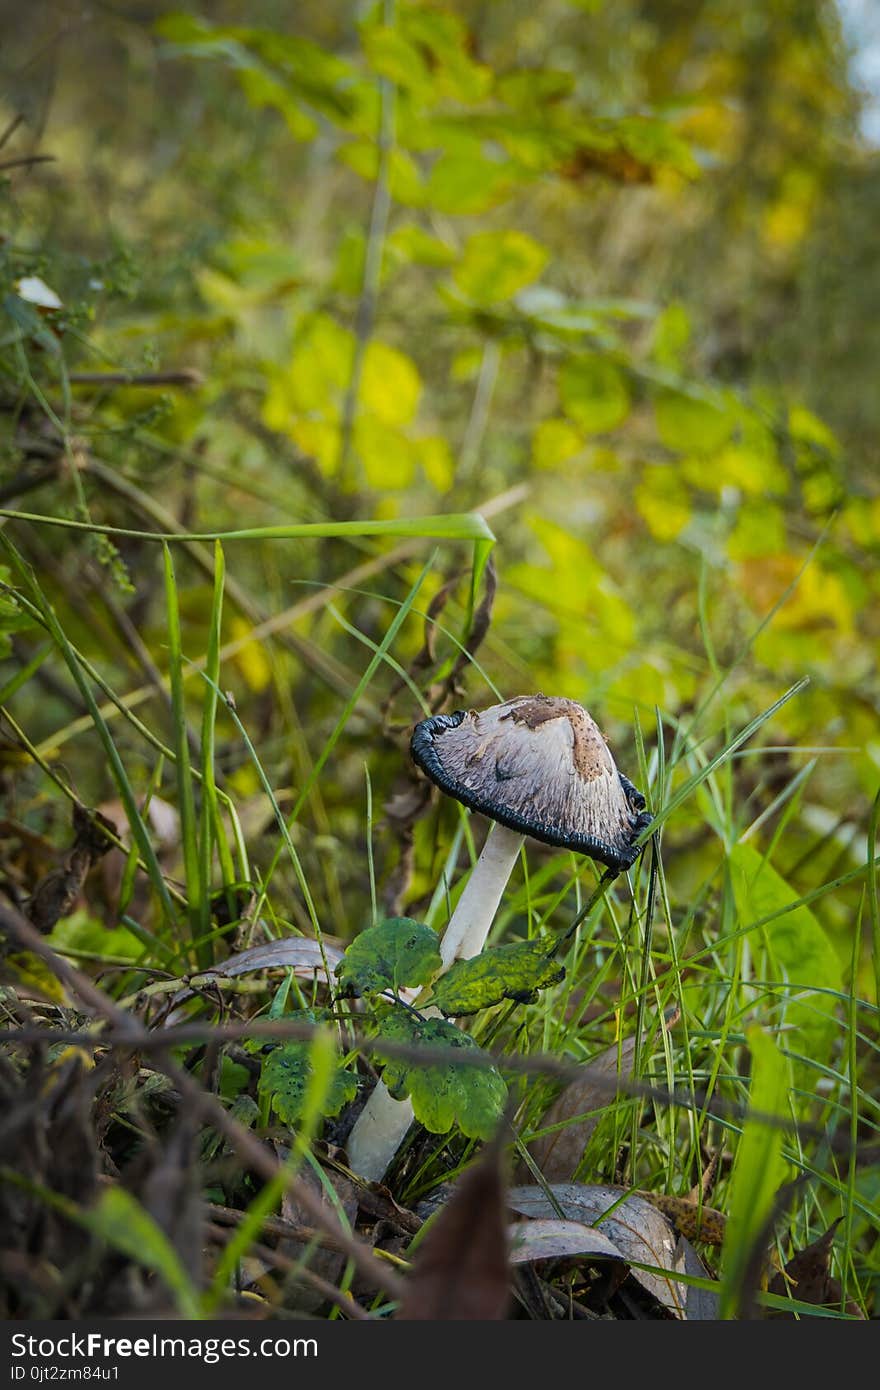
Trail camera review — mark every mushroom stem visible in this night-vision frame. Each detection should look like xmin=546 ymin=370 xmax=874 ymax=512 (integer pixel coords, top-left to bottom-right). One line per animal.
xmin=439 ymin=822 xmax=524 ymax=967
xmin=345 ymin=822 xmax=524 ymax=1182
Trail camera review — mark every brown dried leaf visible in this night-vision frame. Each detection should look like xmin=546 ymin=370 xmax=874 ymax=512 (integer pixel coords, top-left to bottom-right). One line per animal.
xmin=525 ymin=1009 xmax=679 ymax=1182
xmin=508 ymin=1183 xmax=717 ymax=1319
xmin=768 ymin=1221 xmax=864 ymax=1319
xmin=169 ymin=937 xmax=345 ymax=1010
xmin=279 ymin=1163 xmax=359 ymax=1314
xmin=25 ymin=803 xmax=116 ymax=932
xmin=525 ymin=1034 xmax=637 ymax=1180
xmin=397 ymin=1136 xmax=510 ymax=1320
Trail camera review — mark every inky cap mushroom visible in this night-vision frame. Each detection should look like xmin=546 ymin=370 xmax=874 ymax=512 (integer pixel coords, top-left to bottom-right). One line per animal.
xmin=411 ymin=694 xmax=652 ymax=871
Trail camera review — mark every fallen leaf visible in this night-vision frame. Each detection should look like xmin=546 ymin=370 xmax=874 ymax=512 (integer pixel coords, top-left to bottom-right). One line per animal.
xmin=525 ymin=1009 xmax=679 ymax=1182
xmin=509 ymin=1218 xmax=627 ymax=1269
xmin=508 ymin=1183 xmax=717 ymax=1319
xmin=524 ymin=1033 xmax=637 ymax=1180
xmin=768 ymin=1221 xmax=864 ymax=1319
xmin=397 ymin=1136 xmax=510 ymax=1319
xmin=169 ymin=936 xmax=345 ymax=1010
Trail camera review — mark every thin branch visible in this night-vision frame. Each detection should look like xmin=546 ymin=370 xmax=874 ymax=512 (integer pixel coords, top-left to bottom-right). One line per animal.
xmin=68 ymin=369 xmax=203 ymax=388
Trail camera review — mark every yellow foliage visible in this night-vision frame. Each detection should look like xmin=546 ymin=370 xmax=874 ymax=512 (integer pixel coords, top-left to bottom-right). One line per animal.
xmin=287 ymin=418 xmax=340 ymax=476
xmin=229 ymin=615 xmax=273 ymax=692
xmin=357 ymin=418 xmax=417 ymax=489
xmin=420 ymin=435 xmax=455 ymax=492
xmin=634 ymin=465 xmax=691 ymax=541
xmin=360 ymin=342 xmax=422 ymax=427
xmin=532 ymin=418 xmax=583 ymax=470
xmin=737 ymin=555 xmax=854 ymax=635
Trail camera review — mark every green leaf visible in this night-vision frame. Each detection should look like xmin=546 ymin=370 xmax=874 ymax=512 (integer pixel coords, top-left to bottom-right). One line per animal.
xmin=336 ymin=917 xmax=442 ymax=998
xmin=376 ymin=1009 xmax=507 ymax=1139
xmin=47 ymin=908 xmax=144 ymax=964
xmin=427 ymin=938 xmax=565 ymax=1016
xmin=720 ymin=1027 xmax=790 ymax=1319
xmin=453 ymin=230 xmax=549 ymax=303
xmin=729 ymin=843 xmax=842 ymax=1073
xmin=654 ymin=387 xmax=733 ymax=452
xmin=257 ymin=1012 xmax=358 ymax=1126
xmin=0 ymin=565 xmax=35 ymax=658
xmin=560 ymin=354 xmax=630 ymax=433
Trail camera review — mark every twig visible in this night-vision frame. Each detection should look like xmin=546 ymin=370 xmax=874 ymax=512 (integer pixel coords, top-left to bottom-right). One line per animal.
xmin=1 ymin=1009 xmax=872 ymax=1164
xmin=0 ymin=154 xmax=56 ymax=172
xmin=68 ymin=370 xmax=203 ymax=388
xmin=204 ymin=1224 xmax=370 ymax=1318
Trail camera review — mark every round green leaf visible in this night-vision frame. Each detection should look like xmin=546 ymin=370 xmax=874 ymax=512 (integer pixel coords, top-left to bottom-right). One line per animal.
xmin=375 ymin=1009 xmax=507 ymax=1139
xmin=560 ymin=355 xmax=630 ymax=433
xmin=335 ymin=917 xmax=442 ymax=997
xmin=258 ymin=1038 xmax=358 ymax=1127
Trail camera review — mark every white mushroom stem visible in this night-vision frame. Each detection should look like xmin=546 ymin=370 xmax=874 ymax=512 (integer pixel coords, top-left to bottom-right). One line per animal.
xmin=439 ymin=822 xmax=524 ymax=966
xmin=345 ymin=823 xmax=525 ymax=1182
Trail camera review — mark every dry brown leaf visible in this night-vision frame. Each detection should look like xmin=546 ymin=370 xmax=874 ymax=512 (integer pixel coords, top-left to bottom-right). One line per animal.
xmin=397 ymin=1136 xmax=510 ymax=1320
xmin=768 ymin=1220 xmax=864 ymax=1319
xmin=524 ymin=1034 xmax=637 ymax=1180
xmin=168 ymin=936 xmax=345 ymax=1012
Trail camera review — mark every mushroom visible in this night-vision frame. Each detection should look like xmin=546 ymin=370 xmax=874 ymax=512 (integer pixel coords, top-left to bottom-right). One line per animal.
xmin=345 ymin=694 xmax=652 ymax=1181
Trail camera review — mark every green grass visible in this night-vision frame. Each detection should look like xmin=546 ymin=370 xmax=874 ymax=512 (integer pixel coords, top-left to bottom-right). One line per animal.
xmin=0 ymin=514 xmax=876 ymax=1322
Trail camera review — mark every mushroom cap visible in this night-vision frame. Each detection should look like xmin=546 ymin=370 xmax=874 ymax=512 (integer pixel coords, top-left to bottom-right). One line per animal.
xmin=411 ymin=695 xmax=652 ymax=871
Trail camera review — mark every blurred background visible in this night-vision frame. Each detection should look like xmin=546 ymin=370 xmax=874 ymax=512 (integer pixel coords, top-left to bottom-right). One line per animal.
xmin=1 ymin=0 xmax=878 ymax=983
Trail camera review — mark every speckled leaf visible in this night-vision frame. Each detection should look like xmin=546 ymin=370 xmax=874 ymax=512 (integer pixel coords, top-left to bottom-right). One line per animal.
xmin=427 ymin=938 xmax=565 ymax=1017
xmin=258 ymin=1013 xmax=357 ymax=1126
xmin=375 ymin=1009 xmax=507 ymax=1139
xmin=335 ymin=917 xmax=442 ymax=998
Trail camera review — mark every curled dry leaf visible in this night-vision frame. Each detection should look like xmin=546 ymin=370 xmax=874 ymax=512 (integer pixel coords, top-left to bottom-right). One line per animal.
xmin=508 ymin=1183 xmax=717 ymax=1320
xmin=169 ymin=936 xmax=345 ymax=1010
xmin=509 ymin=1218 xmax=626 ymax=1269
xmin=25 ymin=803 xmax=116 ymax=933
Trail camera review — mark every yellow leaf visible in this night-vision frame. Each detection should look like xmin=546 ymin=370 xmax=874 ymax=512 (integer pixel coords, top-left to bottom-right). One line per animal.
xmin=453 ymin=230 xmax=549 ymax=302
xmin=288 ymin=418 xmax=340 ymax=476
xmin=654 ymin=388 xmax=733 ymax=453
xmin=360 ymin=342 xmax=422 ymax=427
xmin=737 ymin=555 xmax=854 ymax=635
xmin=634 ymin=465 xmax=691 ymax=540
xmin=287 ymin=313 xmax=354 ymax=415
xmin=229 ymin=616 xmax=272 ymax=693
xmin=420 ymin=435 xmax=454 ymax=492
xmin=532 ymin=418 xmax=583 ymax=470
xmin=560 ymin=355 xmax=629 ymax=434
xmin=356 ymin=418 xmax=417 ymax=489
xmin=4 ymin=953 xmax=68 ymax=1005
xmin=788 ymin=406 xmax=840 ymax=460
